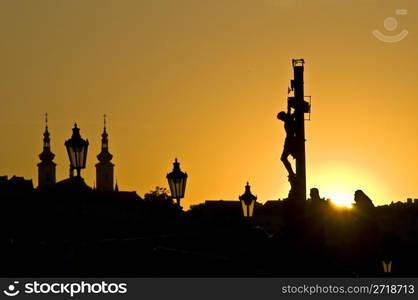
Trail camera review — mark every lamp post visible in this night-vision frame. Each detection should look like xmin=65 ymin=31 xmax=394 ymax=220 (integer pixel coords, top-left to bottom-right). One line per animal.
xmin=64 ymin=123 xmax=89 ymax=178
xmin=166 ymin=158 xmax=188 ymax=206
xmin=382 ymin=260 xmax=392 ymax=274
xmin=239 ymin=182 xmax=257 ymax=218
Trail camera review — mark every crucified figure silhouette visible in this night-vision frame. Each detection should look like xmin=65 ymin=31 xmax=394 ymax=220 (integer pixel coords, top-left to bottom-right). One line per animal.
xmin=277 ymin=111 xmax=296 ymax=183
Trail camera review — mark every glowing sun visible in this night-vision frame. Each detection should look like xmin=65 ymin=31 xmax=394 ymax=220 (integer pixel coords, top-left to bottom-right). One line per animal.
xmin=327 ymin=190 xmax=353 ymax=208
xmin=308 ymin=164 xmax=383 ymax=209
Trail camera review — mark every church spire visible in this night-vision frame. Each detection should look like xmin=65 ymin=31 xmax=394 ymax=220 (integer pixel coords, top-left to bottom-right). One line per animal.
xmin=38 ymin=113 xmax=56 ymax=188
xmin=39 ymin=113 xmax=54 ymax=162
xmin=101 ymin=114 xmax=109 ymax=150
xmin=96 ymin=114 xmax=114 ymax=191
xmin=97 ymin=114 xmax=112 ymax=162
xmin=115 ymin=179 xmax=119 ymax=192
xmin=43 ymin=113 xmax=51 ymax=149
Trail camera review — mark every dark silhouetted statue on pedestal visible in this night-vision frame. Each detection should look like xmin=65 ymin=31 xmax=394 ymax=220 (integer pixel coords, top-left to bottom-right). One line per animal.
xmin=278 ymin=59 xmax=310 ymax=204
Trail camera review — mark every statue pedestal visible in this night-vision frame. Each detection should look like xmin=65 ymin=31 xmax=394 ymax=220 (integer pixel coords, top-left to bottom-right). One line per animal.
xmin=283 ymin=183 xmax=306 ymax=239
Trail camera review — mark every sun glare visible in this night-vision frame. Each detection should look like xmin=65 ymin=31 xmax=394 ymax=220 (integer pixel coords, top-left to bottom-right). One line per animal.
xmin=308 ymin=164 xmax=384 ymax=209
xmin=327 ymin=191 xmax=353 ymax=208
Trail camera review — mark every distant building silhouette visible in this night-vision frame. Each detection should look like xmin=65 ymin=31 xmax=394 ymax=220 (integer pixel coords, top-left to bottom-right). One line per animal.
xmin=190 ymin=200 xmax=263 ymax=226
xmin=53 ymin=176 xmax=92 ymax=192
xmin=0 ymin=175 xmax=33 ymax=192
xmin=37 ymin=114 xmax=56 ymax=188
xmin=95 ymin=115 xmax=114 ymax=191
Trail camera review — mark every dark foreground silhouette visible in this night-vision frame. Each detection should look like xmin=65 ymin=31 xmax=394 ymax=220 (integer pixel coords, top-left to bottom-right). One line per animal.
xmin=0 ymin=177 xmax=417 ymax=277
xmin=2 ymin=60 xmax=416 ymax=277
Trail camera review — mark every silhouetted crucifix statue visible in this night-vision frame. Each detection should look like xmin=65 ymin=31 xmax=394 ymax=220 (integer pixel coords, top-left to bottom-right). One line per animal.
xmin=277 ymin=110 xmax=296 ymax=184
xmin=278 ymin=59 xmax=310 ymax=202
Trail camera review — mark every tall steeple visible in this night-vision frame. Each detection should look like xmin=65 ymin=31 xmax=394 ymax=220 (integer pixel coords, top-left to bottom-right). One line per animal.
xmin=37 ymin=113 xmax=56 ymax=188
xmin=95 ymin=114 xmax=114 ymax=191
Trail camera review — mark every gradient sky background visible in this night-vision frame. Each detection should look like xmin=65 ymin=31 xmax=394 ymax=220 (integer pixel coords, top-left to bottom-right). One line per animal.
xmin=0 ymin=0 xmax=417 ymax=208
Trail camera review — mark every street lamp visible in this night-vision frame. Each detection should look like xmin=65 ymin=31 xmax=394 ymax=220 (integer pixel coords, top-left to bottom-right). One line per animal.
xmin=239 ymin=182 xmax=257 ymax=218
xmin=64 ymin=123 xmax=89 ymax=178
xmin=166 ymin=158 xmax=188 ymax=206
xmin=382 ymin=260 xmax=392 ymax=274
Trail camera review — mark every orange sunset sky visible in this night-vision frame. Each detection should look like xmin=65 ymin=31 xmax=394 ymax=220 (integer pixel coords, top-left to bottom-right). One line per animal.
xmin=0 ymin=0 xmax=417 ymax=208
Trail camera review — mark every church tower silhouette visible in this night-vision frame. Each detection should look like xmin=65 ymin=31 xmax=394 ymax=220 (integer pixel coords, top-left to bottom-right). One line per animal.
xmin=37 ymin=113 xmax=56 ymax=188
xmin=95 ymin=115 xmax=114 ymax=191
